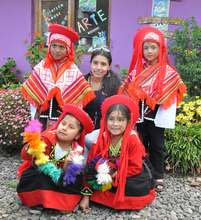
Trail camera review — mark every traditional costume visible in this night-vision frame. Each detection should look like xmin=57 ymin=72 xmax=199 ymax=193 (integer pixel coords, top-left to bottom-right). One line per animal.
xmin=17 ymin=104 xmax=93 ymax=212
xmin=22 ymin=24 xmax=95 ymax=128
xmin=83 ymin=95 xmax=155 ymax=210
xmin=119 ymin=26 xmax=186 ymax=179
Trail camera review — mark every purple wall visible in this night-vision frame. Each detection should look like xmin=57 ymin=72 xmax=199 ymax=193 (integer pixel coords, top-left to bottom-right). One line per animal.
xmin=79 ymin=0 xmax=152 ymax=74
xmin=170 ymin=0 xmax=201 ymax=28
xmin=79 ymin=0 xmax=201 ymax=74
xmin=0 ymin=0 xmax=33 ymax=74
xmin=1 ymin=0 xmax=201 ymax=75
xmin=110 ymin=0 xmax=152 ymax=72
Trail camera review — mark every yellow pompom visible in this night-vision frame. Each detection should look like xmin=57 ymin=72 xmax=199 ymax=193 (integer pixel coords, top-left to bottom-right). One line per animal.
xmin=101 ymin=182 xmax=112 ymax=192
xmin=35 ymin=154 xmax=49 ymax=165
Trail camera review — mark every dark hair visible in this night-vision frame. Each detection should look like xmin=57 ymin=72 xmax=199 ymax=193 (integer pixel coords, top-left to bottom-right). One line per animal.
xmin=106 ymin=104 xmax=131 ymax=122
xmin=87 ymin=48 xmax=121 ymax=96
xmin=90 ymin=48 xmax=112 ymax=65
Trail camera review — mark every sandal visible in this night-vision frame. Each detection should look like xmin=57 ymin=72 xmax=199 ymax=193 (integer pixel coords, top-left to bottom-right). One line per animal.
xmin=155 ymin=179 xmax=164 ymax=192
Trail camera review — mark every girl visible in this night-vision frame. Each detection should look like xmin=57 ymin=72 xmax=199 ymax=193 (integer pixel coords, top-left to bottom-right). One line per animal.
xmin=119 ymin=26 xmax=186 ymax=191
xmin=80 ymin=95 xmax=155 ymax=212
xmin=22 ymin=23 xmax=95 ymax=129
xmin=84 ymin=47 xmax=121 ymax=129
xmin=17 ymin=104 xmax=93 ymax=212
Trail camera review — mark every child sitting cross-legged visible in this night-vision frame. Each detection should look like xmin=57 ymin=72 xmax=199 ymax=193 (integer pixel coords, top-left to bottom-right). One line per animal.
xmin=17 ymin=104 xmax=93 ymax=212
xmin=80 ymin=95 xmax=155 ymax=212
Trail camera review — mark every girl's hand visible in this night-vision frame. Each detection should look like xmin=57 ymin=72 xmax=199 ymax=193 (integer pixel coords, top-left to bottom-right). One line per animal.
xmin=63 ymin=154 xmax=73 ymax=169
xmin=65 ymin=154 xmax=73 ymax=163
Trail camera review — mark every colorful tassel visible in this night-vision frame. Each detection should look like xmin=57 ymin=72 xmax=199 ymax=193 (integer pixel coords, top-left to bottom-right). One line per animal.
xmin=23 ymin=120 xmax=49 ymax=165
xmin=63 ymin=152 xmax=84 ymax=185
xmin=63 ymin=163 xmax=83 ymax=185
xmin=38 ymin=162 xmax=63 ymax=184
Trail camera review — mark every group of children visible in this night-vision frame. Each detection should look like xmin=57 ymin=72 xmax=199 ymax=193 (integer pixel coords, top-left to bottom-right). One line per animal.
xmin=16 ymin=23 xmax=186 ymax=213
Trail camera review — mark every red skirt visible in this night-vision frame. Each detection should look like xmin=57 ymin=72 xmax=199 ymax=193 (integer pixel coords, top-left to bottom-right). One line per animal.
xmin=91 ymin=189 xmax=155 ymax=210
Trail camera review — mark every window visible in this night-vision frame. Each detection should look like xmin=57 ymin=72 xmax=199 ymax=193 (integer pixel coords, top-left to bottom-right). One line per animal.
xmin=34 ymin=0 xmax=110 ymax=52
xmin=74 ymin=0 xmax=110 ymax=52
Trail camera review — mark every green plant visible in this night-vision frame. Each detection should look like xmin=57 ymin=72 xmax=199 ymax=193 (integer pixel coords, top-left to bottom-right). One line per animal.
xmin=73 ymin=45 xmax=85 ymax=66
xmin=26 ymin=34 xmax=84 ymax=67
xmin=165 ymin=96 xmax=201 ymax=174
xmin=120 ymin=68 xmax=128 ymax=78
xmin=169 ymin=17 xmax=201 ymax=96
xmin=26 ymin=34 xmax=47 ymax=67
xmin=0 ymin=58 xmax=21 ymax=89
xmin=165 ymin=124 xmax=201 ymax=175
xmin=0 ymin=89 xmax=30 ymax=154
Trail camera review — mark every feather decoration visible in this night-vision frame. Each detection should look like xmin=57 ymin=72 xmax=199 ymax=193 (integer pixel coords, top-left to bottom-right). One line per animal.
xmin=63 ymin=163 xmax=84 ymax=185
xmin=38 ymin=162 xmax=63 ymax=184
xmin=101 ymin=182 xmax=112 ymax=192
xmin=63 ymin=152 xmax=84 ymax=185
xmin=25 ymin=120 xmax=42 ymax=132
xmin=24 ymin=120 xmax=49 ymax=165
xmin=96 ymin=160 xmax=112 ymax=185
xmin=87 ymin=179 xmax=102 ymax=191
xmin=96 ymin=173 xmax=112 ymax=185
xmin=86 ymin=156 xmax=113 ymax=191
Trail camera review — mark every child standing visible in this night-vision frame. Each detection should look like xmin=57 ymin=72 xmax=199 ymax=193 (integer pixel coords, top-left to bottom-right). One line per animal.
xmin=119 ymin=26 xmax=186 ymax=190
xmin=17 ymin=104 xmax=93 ymax=212
xmin=80 ymin=95 xmax=155 ymax=212
xmin=22 ymin=23 xmax=94 ymax=129
xmin=84 ymin=48 xmax=121 ymax=129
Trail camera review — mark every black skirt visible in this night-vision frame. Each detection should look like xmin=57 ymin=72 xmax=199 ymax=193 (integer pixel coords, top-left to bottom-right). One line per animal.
xmin=17 ymin=166 xmax=83 ymax=211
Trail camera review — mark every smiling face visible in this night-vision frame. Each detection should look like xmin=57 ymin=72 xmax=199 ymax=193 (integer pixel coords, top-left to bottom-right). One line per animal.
xmin=106 ymin=110 xmax=128 ymax=139
xmin=90 ymin=55 xmax=111 ymax=79
xmin=50 ymin=41 xmax=67 ymax=60
xmin=56 ymin=114 xmax=81 ymax=145
xmin=143 ymin=41 xmax=160 ymax=65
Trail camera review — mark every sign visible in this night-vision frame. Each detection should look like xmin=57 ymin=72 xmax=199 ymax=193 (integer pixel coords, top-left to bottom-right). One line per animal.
xmin=152 ymin=0 xmax=170 ymax=32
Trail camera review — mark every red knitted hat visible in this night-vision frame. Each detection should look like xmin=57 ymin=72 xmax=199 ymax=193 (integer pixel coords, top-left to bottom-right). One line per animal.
xmin=48 ymin=23 xmax=79 ymax=43
xmin=101 ymin=95 xmax=139 ymax=123
xmin=44 ymin=23 xmax=79 ymax=66
xmin=49 ymin=104 xmax=94 ymax=146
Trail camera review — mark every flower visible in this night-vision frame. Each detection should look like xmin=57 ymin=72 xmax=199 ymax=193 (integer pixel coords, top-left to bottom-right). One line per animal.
xmin=0 ymin=89 xmax=30 ymax=153
xmin=176 ymin=96 xmax=201 ymax=126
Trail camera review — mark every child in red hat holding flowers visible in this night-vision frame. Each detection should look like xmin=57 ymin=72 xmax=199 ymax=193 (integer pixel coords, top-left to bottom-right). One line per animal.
xmin=80 ymin=95 xmax=155 ymax=212
xmin=17 ymin=104 xmax=94 ymax=212
xmin=22 ymin=24 xmax=95 ymax=129
xmin=119 ymin=26 xmax=186 ymax=191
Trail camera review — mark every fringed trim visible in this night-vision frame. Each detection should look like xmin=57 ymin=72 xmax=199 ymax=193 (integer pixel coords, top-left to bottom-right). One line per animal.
xmin=38 ymin=162 xmax=63 ymax=184
xmin=21 ymin=86 xmax=40 ymax=108
xmin=81 ymin=90 xmax=96 ymax=107
xmin=40 ymin=87 xmax=64 ymax=112
xmin=127 ymin=82 xmax=157 ymax=110
xmin=176 ymin=83 xmax=187 ymax=106
xmin=127 ymin=78 xmax=187 ymax=110
xmin=118 ymin=82 xmax=129 ymax=96
xmin=160 ymin=82 xmax=187 ymax=109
